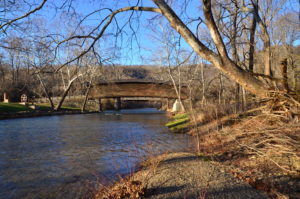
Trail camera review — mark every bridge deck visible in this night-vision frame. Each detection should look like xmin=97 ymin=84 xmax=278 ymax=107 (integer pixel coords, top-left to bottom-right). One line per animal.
xmin=89 ymin=81 xmax=188 ymax=99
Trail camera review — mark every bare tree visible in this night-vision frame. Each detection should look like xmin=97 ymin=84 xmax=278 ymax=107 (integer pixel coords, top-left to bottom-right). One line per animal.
xmin=272 ymin=12 xmax=300 ymax=90
xmin=1 ymin=0 xmax=298 ymax=105
xmin=156 ymin=25 xmax=190 ymax=111
xmin=0 ymin=0 xmax=47 ymax=33
xmin=79 ymin=53 xmax=101 ymax=112
xmin=54 ymin=69 xmax=83 ymax=110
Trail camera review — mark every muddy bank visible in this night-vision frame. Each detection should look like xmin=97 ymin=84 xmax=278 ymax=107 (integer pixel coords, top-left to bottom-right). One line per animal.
xmin=97 ymin=152 xmax=268 ymax=199
xmin=0 ymin=110 xmax=97 ymax=120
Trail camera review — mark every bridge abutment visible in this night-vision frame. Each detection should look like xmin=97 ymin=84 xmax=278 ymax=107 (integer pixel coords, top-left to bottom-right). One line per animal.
xmin=98 ymin=98 xmax=103 ymax=112
xmin=114 ymin=97 xmax=121 ymax=110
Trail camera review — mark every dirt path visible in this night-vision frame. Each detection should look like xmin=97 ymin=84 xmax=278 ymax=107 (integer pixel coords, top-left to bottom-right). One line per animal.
xmin=134 ymin=152 xmax=268 ymax=199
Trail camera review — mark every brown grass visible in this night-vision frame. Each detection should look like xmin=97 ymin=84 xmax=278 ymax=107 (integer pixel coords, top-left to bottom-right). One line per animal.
xmin=91 ymin=95 xmax=300 ymax=198
xmin=94 ymin=176 xmax=145 ymax=199
xmin=194 ymin=109 xmax=300 ymax=198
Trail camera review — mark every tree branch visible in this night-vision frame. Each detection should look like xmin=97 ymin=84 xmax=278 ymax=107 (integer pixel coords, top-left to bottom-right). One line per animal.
xmin=55 ymin=6 xmax=161 ymax=72
xmin=152 ymin=0 xmax=269 ymax=97
xmin=0 ymin=0 xmax=47 ymax=32
xmin=203 ymin=0 xmax=230 ymax=60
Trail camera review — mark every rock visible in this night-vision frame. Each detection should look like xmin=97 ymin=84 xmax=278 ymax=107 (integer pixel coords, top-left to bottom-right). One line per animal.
xmin=29 ymin=105 xmax=37 ymax=110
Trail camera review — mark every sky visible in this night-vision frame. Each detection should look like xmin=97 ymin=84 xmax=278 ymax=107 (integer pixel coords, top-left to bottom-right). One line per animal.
xmin=28 ymin=0 xmax=205 ymax=65
xmin=2 ymin=0 xmax=300 ymax=66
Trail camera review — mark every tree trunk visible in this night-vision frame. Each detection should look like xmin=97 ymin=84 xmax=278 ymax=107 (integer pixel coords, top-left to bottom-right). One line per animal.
xmin=242 ymin=87 xmax=247 ymax=111
xmin=251 ymin=0 xmax=272 ymax=76
xmin=161 ymin=25 xmax=186 ymax=112
xmin=200 ymin=61 xmax=206 ymax=106
xmin=281 ymin=59 xmax=289 ymax=92
xmin=230 ymin=5 xmax=241 ymax=112
xmin=81 ymin=82 xmax=91 ymax=112
xmin=36 ymin=73 xmax=54 ymax=109
xmin=152 ymin=0 xmax=269 ymax=98
xmin=54 ymin=81 xmax=74 ymax=111
xmin=235 ymin=84 xmax=240 ymax=112
xmin=218 ymin=73 xmax=224 ymax=105
xmin=55 ymin=74 xmax=82 ymax=111
xmin=249 ymin=13 xmax=257 ymax=72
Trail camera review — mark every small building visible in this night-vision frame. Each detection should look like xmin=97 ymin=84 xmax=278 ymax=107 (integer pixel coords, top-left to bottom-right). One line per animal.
xmin=20 ymin=93 xmax=28 ymax=105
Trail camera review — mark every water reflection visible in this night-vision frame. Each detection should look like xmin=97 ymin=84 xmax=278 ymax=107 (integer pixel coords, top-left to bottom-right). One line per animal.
xmin=0 ymin=109 xmax=191 ymax=198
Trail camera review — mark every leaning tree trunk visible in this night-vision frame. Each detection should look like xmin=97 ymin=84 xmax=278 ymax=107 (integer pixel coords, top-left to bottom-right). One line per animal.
xmin=54 ymin=81 xmax=74 ymax=111
xmin=81 ymin=82 xmax=92 ymax=112
xmin=54 ymin=74 xmax=82 ymax=111
xmin=152 ymin=0 xmax=269 ymax=98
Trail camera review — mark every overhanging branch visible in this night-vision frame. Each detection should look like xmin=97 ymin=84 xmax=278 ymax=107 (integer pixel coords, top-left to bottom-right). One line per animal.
xmin=55 ymin=6 xmax=161 ymax=72
xmin=0 ymin=0 xmax=47 ymax=32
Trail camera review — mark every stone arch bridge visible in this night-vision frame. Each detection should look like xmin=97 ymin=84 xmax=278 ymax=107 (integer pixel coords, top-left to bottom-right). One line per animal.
xmin=88 ymin=80 xmax=188 ymax=111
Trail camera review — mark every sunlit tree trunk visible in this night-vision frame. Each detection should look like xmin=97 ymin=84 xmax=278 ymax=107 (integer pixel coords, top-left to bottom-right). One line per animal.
xmin=152 ymin=0 xmax=269 ymax=98
xmin=200 ymin=61 xmax=206 ymax=106
xmin=54 ymin=74 xmax=83 ymax=111
xmin=249 ymin=12 xmax=257 ymax=73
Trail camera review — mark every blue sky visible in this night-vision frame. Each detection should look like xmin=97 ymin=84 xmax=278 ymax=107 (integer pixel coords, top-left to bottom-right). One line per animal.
xmin=33 ymin=0 xmax=202 ymax=65
xmin=3 ymin=0 xmax=300 ymax=66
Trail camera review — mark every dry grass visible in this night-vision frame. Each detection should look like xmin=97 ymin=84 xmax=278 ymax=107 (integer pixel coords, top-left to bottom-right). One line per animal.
xmin=191 ymin=103 xmax=237 ymax=124
xmin=202 ymin=113 xmax=299 ymax=171
xmin=92 ymin=94 xmax=300 ymax=198
xmin=226 ymin=115 xmax=298 ymax=172
xmin=94 ymin=177 xmax=145 ymax=199
xmin=195 ymin=108 xmax=300 ymax=198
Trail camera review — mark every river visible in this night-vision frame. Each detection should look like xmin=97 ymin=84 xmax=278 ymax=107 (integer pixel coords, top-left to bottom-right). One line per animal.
xmin=0 ymin=109 xmax=192 ymax=198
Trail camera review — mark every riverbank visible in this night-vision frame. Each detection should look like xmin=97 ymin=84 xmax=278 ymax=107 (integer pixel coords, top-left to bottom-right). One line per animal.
xmin=0 ymin=110 xmax=98 ymax=120
xmin=193 ymin=113 xmax=300 ymax=198
xmin=94 ymin=108 xmax=300 ymax=198
xmin=0 ymin=102 xmax=168 ymax=120
xmin=0 ymin=102 xmax=99 ymax=120
xmin=96 ymin=152 xmax=268 ymax=198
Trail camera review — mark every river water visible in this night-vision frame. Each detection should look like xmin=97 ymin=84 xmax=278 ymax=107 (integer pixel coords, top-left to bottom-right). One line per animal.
xmin=0 ymin=109 xmax=192 ymax=198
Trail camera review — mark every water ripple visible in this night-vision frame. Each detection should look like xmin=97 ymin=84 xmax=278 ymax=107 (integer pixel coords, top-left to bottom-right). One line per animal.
xmin=0 ymin=109 xmax=190 ymax=198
